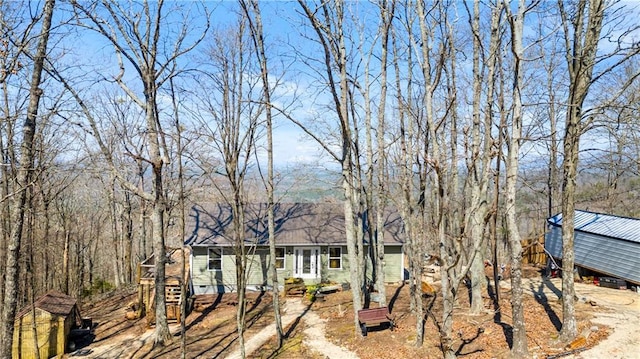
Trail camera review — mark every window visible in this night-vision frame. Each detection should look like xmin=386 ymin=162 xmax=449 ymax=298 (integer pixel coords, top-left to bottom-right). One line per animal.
xmin=208 ymin=248 xmax=222 ymax=271
xmin=328 ymin=247 xmax=342 ymax=269
xmin=275 ymin=247 xmax=285 ymax=270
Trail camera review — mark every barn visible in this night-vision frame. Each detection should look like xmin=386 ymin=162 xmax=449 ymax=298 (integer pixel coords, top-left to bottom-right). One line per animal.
xmin=545 ymin=210 xmax=640 ymax=285
xmin=12 ymin=290 xmax=82 ymax=359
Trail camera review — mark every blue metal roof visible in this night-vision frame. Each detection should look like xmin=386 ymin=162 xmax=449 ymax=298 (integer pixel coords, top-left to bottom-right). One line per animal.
xmin=547 ymin=210 xmax=640 ymax=244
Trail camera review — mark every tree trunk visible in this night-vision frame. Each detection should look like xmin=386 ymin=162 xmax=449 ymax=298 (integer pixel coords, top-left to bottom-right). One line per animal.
xmin=362 ymin=26 xmax=377 ymax=307
xmin=138 ymin=162 xmax=148 ymax=259
xmin=170 ymin=73 xmax=188 ymax=359
xmin=149 ymin=104 xmax=171 ymax=346
xmin=108 ymin=177 xmax=122 ymax=288
xmin=439 ymin=264 xmax=455 ymax=359
xmin=467 ymin=0 xmax=485 ymax=315
xmin=233 ymin=202 xmax=247 ymax=358
xmin=505 ymin=0 xmax=529 ymax=355
xmin=152 ymin=189 xmax=171 ymax=346
xmin=373 ymin=0 xmax=394 ymax=304
xmin=545 ymin=51 xmax=560 ymax=220
xmin=558 ymin=0 xmax=605 ymax=341
xmin=468 ymin=222 xmax=486 ymax=314
xmin=415 ymin=0 xmax=446 ymax=348
xmin=63 ymin=229 xmax=70 ymax=294
xmin=238 ymin=0 xmax=284 ymax=345
xmin=463 ymin=0 xmax=502 ymax=318
xmin=0 ymin=0 xmax=55 ymax=356
xmin=123 ymin=191 xmax=133 ymax=284
xmin=343 ymin=170 xmax=364 ymax=331
xmin=0 ymin=0 xmax=21 ymax=309
xmin=297 ymin=0 xmax=365 ymax=336
xmin=559 ymin=112 xmax=580 ymax=341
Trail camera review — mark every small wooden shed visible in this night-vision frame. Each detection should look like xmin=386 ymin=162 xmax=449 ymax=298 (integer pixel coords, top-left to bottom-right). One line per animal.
xmin=13 ymin=290 xmax=81 ymax=359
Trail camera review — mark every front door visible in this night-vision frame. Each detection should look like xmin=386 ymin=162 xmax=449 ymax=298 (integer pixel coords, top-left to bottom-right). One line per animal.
xmin=294 ymin=247 xmax=320 ymax=279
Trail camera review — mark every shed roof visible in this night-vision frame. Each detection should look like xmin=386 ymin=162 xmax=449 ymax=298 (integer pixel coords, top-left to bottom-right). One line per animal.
xmin=16 ymin=290 xmax=77 ymax=319
xmin=184 ymin=202 xmax=406 ymax=247
xmin=547 ymin=210 xmax=640 ymax=244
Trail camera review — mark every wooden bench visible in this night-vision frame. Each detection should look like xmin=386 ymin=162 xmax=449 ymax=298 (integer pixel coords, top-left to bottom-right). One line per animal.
xmin=357 ymin=306 xmax=395 ymax=336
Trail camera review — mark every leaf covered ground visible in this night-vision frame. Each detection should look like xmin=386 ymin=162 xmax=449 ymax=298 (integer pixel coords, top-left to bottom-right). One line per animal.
xmin=75 ymin=265 xmax=616 ymax=358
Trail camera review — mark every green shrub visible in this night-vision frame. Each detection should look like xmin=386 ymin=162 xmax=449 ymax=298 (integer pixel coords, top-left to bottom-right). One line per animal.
xmin=305 ymin=284 xmax=319 ymax=301
xmin=82 ymin=279 xmax=115 ymax=298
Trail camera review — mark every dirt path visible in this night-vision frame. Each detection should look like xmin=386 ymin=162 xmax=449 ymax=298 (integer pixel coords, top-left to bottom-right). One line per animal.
xmin=517 ymin=278 xmax=640 ymax=358
xmin=226 ymin=298 xmax=359 ymax=359
xmin=297 ymin=300 xmax=359 ymax=359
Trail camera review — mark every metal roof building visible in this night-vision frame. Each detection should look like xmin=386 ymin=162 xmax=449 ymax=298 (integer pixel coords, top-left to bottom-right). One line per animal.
xmin=546 ymin=210 xmax=640 ymax=285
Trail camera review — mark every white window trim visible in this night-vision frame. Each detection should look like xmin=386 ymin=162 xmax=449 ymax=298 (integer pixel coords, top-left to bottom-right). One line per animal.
xmin=207 ymin=247 xmax=222 ymax=271
xmin=275 ymin=247 xmax=286 ymax=270
xmin=328 ymin=246 xmax=342 ymax=270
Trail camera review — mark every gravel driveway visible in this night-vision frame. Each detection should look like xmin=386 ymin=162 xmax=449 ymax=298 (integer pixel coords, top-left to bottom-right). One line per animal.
xmin=517 ymin=277 xmax=640 ymax=359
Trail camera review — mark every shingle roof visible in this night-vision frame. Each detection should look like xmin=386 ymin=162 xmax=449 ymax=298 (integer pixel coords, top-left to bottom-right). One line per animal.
xmin=184 ymin=202 xmax=406 ymax=247
xmin=547 ymin=210 xmax=640 ymax=244
xmin=16 ymin=290 xmax=77 ymax=319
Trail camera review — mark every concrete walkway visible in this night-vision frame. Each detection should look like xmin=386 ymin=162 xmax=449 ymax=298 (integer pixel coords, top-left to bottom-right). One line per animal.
xmin=226 ymin=298 xmax=359 ymax=359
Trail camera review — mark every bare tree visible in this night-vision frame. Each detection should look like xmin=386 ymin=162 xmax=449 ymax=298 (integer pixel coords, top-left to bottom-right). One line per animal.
xmin=391 ymin=1 xmax=448 ymax=349
xmin=389 ymin=6 xmax=422 ymax=345
xmin=238 ymin=0 xmax=285 ymax=347
xmin=187 ymin=16 xmax=262 ymax=356
xmin=462 ymin=0 xmax=498 ymax=315
xmin=0 ymin=0 xmax=55 ymax=356
xmin=58 ymin=0 xmax=208 ymax=346
xmin=413 ymin=0 xmax=465 ymax=353
xmin=165 ymin=76 xmax=188 ymax=358
xmin=0 ymin=0 xmax=41 ymax=326
xmin=296 ymin=0 xmax=367 ymax=336
xmin=555 ymin=0 xmax=640 ymax=340
xmin=504 ymin=0 xmax=529 ymax=355
xmin=557 ymin=0 xmax=605 ymax=341
xmin=370 ymin=0 xmax=395 ymax=306
xmin=531 ymin=8 xmax=564 ymax=220
xmin=0 ymin=1 xmax=22 ymax=305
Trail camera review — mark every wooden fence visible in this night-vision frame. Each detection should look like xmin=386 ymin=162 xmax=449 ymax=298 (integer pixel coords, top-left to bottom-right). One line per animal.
xmin=522 ymin=235 xmax=546 ymax=265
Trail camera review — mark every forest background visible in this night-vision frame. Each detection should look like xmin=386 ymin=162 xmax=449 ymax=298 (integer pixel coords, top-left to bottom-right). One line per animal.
xmin=0 ymin=0 xmax=639 ymax=358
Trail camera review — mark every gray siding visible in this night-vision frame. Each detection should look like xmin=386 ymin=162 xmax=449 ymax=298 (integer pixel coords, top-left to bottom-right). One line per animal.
xmin=546 ymin=226 xmax=640 ymax=284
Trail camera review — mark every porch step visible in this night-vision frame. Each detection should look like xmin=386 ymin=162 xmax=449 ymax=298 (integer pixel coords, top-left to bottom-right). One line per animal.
xmin=284 ymin=278 xmax=307 ymax=297
xmin=285 ymin=285 xmax=307 ymax=296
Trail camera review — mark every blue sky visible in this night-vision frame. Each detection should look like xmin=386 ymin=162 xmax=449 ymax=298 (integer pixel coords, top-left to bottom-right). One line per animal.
xmin=35 ymin=0 xmax=640 ymax=174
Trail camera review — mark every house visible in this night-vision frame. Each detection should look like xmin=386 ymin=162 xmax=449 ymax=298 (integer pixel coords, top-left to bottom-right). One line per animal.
xmin=12 ymin=290 xmax=82 ymax=359
xmin=545 ymin=210 xmax=640 ymax=285
xmin=185 ymin=202 xmax=407 ymax=294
